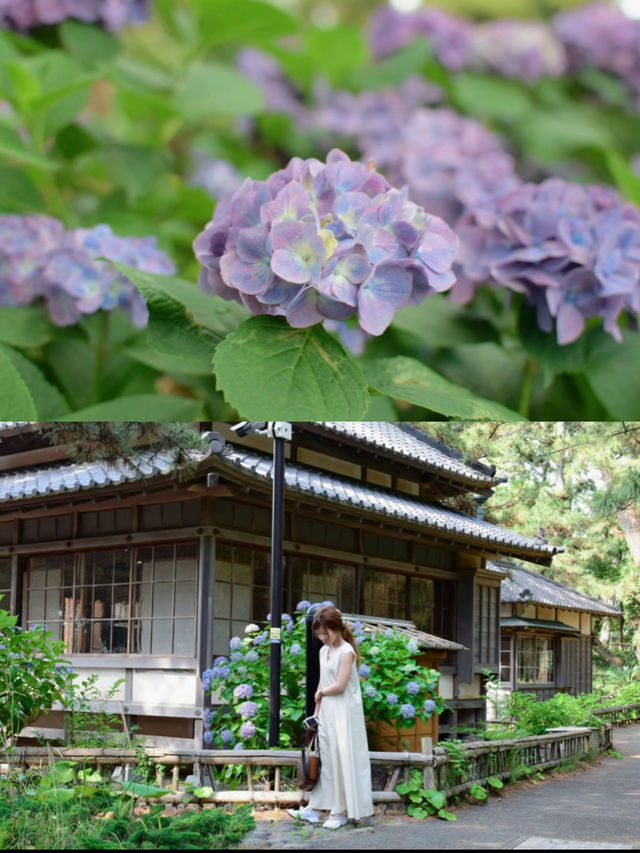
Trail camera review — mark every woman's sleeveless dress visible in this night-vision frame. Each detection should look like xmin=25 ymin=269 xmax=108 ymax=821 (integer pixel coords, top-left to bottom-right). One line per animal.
xmin=308 ymin=641 xmax=374 ymax=819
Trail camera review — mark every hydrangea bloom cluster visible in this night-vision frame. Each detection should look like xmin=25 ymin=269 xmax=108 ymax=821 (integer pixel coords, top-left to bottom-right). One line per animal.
xmin=454 ymin=178 xmax=640 ymax=344
xmin=311 ymin=77 xmax=442 ymax=165
xmin=468 ymin=20 xmax=566 ymax=81
xmin=0 ymin=215 xmax=174 ymax=327
xmin=368 ymin=4 xmax=473 ymax=70
xmin=361 ymin=108 xmax=519 ymax=228
xmin=194 ymin=148 xmax=459 ymax=336
xmin=553 ymin=2 xmax=640 ymax=103
xmin=0 ymin=0 xmax=151 ymax=31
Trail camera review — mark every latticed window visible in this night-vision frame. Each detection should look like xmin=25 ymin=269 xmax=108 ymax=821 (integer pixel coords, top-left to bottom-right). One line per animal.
xmin=474 ymin=584 xmax=498 ymax=665
xmin=516 ymin=635 xmax=554 ymax=683
xmin=500 ymin=635 xmax=512 ymax=683
xmin=214 ymin=543 xmax=273 ymax=656
xmin=25 ymin=543 xmax=198 ymax=656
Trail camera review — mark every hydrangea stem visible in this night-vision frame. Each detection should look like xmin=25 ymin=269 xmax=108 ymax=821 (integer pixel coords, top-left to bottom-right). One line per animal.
xmin=518 ymin=358 xmax=536 ymax=419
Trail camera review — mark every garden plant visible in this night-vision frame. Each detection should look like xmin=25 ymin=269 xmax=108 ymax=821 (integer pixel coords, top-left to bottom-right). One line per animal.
xmin=1 ymin=1 xmax=640 ymax=419
xmin=202 ymin=601 xmax=445 ymax=782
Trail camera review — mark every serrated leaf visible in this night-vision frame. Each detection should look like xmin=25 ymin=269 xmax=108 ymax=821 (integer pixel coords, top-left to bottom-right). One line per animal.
xmin=0 ymin=348 xmax=37 ymax=418
xmin=213 ymin=315 xmax=370 ymax=419
xmin=365 ymin=356 xmax=524 ymax=420
xmin=110 ymin=263 xmax=246 ymax=375
xmin=0 ymin=344 xmax=70 ymax=419
xmin=59 ymin=394 xmax=203 ymax=422
xmin=175 ymin=60 xmax=264 ymax=120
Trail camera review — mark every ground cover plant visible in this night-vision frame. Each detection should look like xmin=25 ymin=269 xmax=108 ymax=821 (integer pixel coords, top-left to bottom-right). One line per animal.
xmin=2 ymin=0 xmax=640 ymax=419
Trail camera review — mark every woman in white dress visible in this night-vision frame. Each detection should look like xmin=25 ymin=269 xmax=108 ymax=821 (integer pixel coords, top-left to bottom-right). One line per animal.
xmin=288 ymin=605 xmax=374 ymax=830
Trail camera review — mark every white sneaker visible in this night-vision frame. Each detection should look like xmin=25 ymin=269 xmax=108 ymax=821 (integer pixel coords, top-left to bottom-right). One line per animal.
xmin=287 ymin=806 xmax=320 ymax=824
xmin=322 ymin=812 xmax=348 ymax=830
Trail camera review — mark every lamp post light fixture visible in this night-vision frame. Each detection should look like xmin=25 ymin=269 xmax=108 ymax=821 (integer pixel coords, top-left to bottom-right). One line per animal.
xmin=230 ymin=421 xmax=292 ymax=747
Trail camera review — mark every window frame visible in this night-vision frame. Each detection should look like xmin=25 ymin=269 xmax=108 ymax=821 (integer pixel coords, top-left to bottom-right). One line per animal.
xmin=514 ymin=633 xmax=556 ymax=686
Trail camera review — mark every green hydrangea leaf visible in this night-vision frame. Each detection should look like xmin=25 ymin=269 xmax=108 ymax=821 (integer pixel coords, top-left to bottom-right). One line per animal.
xmin=213 ymin=315 xmax=370 ymax=419
xmin=0 ymin=347 xmax=37 ymax=418
xmin=365 ymin=356 xmax=524 ymax=420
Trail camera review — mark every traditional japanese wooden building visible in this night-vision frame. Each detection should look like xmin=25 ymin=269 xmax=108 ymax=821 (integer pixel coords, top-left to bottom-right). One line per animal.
xmin=488 ymin=559 xmax=621 ymax=717
xmin=0 ymin=422 xmax=562 ymax=748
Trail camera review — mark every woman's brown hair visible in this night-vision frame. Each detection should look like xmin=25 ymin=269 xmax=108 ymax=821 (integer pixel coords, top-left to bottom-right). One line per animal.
xmin=312 ymin=605 xmax=360 ymax=665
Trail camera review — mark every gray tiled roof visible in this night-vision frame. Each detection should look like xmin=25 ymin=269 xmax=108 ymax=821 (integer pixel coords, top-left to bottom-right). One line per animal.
xmin=493 ymin=560 xmax=620 ymax=616
xmin=218 ymin=445 xmax=560 ymax=560
xmin=343 ymin=614 xmax=465 ymax=652
xmin=0 ymin=449 xmax=206 ymax=501
xmin=314 ymin=422 xmax=502 ymax=487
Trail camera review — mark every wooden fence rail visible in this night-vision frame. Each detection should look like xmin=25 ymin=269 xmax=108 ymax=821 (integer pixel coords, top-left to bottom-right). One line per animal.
xmin=592 ymin=702 xmax=640 ymax=725
xmin=0 ymin=722 xmax=617 ymax=805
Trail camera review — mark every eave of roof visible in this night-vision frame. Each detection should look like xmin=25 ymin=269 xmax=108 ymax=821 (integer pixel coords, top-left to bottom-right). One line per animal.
xmin=310 ymin=422 xmax=503 ymax=489
xmin=493 ymin=560 xmax=620 ymax=617
xmin=343 ymin=613 xmax=465 ymax=652
xmin=216 ymin=444 xmax=560 ymax=563
xmin=501 ymin=617 xmax=580 ymax=633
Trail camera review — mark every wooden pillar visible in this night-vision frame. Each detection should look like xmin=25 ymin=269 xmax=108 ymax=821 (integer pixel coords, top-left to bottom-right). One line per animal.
xmin=197 ymin=530 xmax=215 ymax=745
xmin=455 ymin=568 xmax=476 ymax=689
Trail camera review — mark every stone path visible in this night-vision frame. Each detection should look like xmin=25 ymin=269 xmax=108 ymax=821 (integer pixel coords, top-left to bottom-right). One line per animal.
xmin=238 ymin=723 xmax=640 ymax=849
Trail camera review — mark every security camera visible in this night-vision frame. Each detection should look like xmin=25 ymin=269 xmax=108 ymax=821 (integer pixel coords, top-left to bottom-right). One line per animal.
xmin=231 ymin=421 xmax=267 ymax=437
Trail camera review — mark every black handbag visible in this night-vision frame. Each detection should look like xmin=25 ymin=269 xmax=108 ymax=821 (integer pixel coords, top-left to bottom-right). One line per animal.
xmin=297 ymin=722 xmax=321 ymax=791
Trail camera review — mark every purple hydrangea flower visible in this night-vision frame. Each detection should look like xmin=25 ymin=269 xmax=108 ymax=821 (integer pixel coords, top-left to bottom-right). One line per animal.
xmin=229 ymin=636 xmax=243 ymax=651
xmin=238 ymin=700 xmax=259 ymax=719
xmin=553 ymin=3 xmax=640 ymax=104
xmin=0 ymin=215 xmax=173 ymax=327
xmin=358 ymin=664 xmax=371 ymax=678
xmin=230 ymin=651 xmax=244 ymax=662
xmin=194 ymin=149 xmax=458 ymax=336
xmin=0 ymin=0 xmax=151 ymax=31
xmin=384 ymin=628 xmax=394 ymax=638
xmin=245 ymin=650 xmax=259 ymax=663
xmin=454 ymin=177 xmax=640 ymax=344
xmin=233 ymin=683 xmax=254 ymax=700
xmin=296 ymin=600 xmax=312 ymax=611
xmin=240 ymin=720 xmax=256 ymax=739
xmin=203 ymin=729 xmax=214 ymax=744
xmin=220 ymin=728 xmax=235 ymax=745
xmin=253 ymin=631 xmax=268 ymax=645
xmin=387 ymin=693 xmax=399 ymax=705
xmin=424 ymin=699 xmax=437 ymax=714
xmin=400 ymin=703 xmax=416 ymax=719
xmin=289 ymin=643 xmax=302 ymax=657
xmin=364 ymin=684 xmax=377 ymax=698
xmin=362 ymin=108 xmax=519 ymax=229
xmin=468 ymin=20 xmax=566 ymax=81
xmin=368 ymin=5 xmax=473 ymax=70
xmin=201 ymin=669 xmax=214 ymax=692
xmin=406 ymin=681 xmax=421 ymax=696
xmin=407 ymin=638 xmax=420 ymax=654
xmin=202 ymin=708 xmax=215 ymax=727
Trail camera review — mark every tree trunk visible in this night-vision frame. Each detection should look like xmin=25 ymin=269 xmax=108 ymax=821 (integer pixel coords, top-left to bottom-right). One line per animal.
xmin=592 ymin=635 xmax=625 ymax=667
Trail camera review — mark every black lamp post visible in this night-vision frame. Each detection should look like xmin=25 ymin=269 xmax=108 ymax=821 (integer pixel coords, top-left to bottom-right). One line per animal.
xmin=305 ymin=603 xmax=324 ymax=717
xmin=230 ymin=421 xmax=292 ymax=748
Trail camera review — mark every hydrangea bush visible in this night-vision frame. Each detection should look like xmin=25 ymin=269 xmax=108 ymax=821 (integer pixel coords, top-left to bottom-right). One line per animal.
xmin=1 ymin=0 xmax=640 ymax=420
xmin=201 ymin=602 xmax=444 ymax=753
xmin=0 ymin=215 xmax=174 ymax=327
